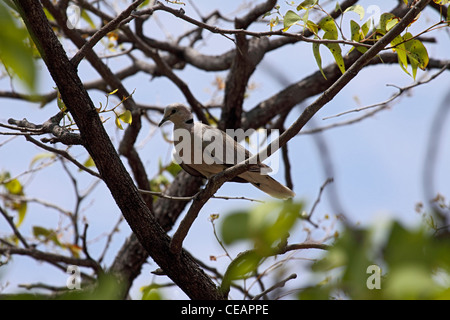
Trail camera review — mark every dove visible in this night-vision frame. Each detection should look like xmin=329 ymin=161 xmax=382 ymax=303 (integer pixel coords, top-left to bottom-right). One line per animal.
xmin=158 ymin=103 xmax=295 ymax=200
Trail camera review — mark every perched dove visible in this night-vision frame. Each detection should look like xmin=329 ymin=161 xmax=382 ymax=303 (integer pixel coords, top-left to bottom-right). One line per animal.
xmin=158 ymin=103 xmax=295 ymax=200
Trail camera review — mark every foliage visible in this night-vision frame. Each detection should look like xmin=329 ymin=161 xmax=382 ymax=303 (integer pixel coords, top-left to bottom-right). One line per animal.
xmin=300 ymin=200 xmax=450 ymax=299
xmin=268 ymin=1 xmax=450 ymax=80
xmin=2 ymin=273 xmax=124 ymax=300
xmin=0 ymin=1 xmax=36 ymax=91
xmin=219 ymin=201 xmax=303 ymax=294
xmin=0 ymin=0 xmax=449 ymax=300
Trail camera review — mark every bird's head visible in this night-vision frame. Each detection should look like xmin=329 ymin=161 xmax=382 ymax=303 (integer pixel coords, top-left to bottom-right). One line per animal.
xmin=158 ymin=103 xmax=193 ymax=127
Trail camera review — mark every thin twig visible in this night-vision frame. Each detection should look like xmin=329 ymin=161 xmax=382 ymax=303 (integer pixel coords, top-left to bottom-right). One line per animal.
xmin=252 ymin=273 xmax=297 ymax=300
xmin=135 ymin=2 xmax=373 ymax=49
xmin=25 ymin=136 xmax=101 ymax=179
xmin=323 ymin=64 xmax=450 ymax=120
xmin=0 ymin=205 xmax=29 ymax=248
xmin=138 ymin=189 xmax=264 ymax=203
xmin=98 ymin=215 xmax=124 ymax=264
xmin=305 ymin=178 xmax=334 ymax=227
xmin=0 ymin=246 xmax=101 ymax=271
xmin=71 ymin=0 xmax=145 ymax=66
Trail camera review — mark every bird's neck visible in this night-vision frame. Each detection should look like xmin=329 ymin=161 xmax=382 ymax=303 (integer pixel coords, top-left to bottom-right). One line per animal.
xmin=174 ymin=118 xmax=194 ymax=131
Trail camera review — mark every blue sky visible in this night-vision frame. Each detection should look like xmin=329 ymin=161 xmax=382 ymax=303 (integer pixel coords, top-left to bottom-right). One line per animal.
xmin=1 ymin=0 xmax=449 ymax=299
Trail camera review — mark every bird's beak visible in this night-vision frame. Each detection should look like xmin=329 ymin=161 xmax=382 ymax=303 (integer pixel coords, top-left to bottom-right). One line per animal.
xmin=158 ymin=117 xmax=168 ymax=127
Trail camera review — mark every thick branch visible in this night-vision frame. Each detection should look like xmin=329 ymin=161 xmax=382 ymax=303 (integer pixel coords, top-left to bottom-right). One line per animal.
xmin=14 ymin=0 xmax=224 ymax=300
xmin=7 ymin=111 xmax=84 ymax=145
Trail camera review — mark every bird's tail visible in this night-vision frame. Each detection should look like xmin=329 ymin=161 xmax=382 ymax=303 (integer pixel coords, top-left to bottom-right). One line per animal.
xmin=240 ymin=172 xmax=295 ymax=200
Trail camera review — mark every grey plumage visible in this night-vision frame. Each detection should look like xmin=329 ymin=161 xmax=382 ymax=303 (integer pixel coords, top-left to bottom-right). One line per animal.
xmin=158 ymin=103 xmax=295 ymax=200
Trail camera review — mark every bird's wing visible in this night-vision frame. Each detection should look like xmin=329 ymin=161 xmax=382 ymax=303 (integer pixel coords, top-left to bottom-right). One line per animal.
xmin=199 ymin=123 xmax=272 ymax=173
xmin=179 ymin=162 xmax=206 ymax=178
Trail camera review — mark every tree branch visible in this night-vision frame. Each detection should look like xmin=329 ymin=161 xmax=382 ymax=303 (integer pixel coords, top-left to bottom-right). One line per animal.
xmin=14 ymin=0 xmax=225 ymax=300
xmin=71 ymin=0 xmax=144 ymax=66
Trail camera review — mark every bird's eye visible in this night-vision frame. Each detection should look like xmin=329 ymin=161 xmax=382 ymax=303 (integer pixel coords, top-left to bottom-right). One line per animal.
xmin=171 ymin=109 xmax=177 ymax=114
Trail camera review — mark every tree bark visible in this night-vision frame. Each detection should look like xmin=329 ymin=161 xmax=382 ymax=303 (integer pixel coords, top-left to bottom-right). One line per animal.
xmin=13 ymin=0 xmax=224 ymax=300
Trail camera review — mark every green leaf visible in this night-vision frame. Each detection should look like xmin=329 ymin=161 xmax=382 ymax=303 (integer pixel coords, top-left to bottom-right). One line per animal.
xmin=349 ymin=20 xmax=368 ymax=54
xmin=220 ymin=250 xmax=263 ymax=295
xmin=141 ymin=284 xmax=164 ymax=300
xmin=344 ymin=5 xmax=365 ymax=21
xmin=318 ymin=17 xmax=338 ymax=38
xmin=350 ymin=20 xmax=361 ymax=42
xmin=0 ymin=2 xmax=36 ymax=91
xmin=296 ymin=0 xmax=318 ymax=10
xmin=119 ymin=110 xmax=132 ymax=124
xmin=221 ymin=211 xmax=250 ymax=245
xmin=378 ymin=13 xmax=396 ymax=34
xmin=5 ymin=178 xmax=23 ymax=195
xmin=335 ymin=1 xmax=342 ymax=13
xmin=115 ymin=116 xmax=123 ymax=130
xmin=403 ymin=33 xmax=429 ymax=80
xmin=165 ymin=161 xmax=182 ymax=178
xmin=283 ymin=10 xmax=302 ymax=31
xmin=11 ymin=201 xmax=27 ymax=227
xmin=269 ymin=16 xmax=279 ymax=31
xmin=80 ymin=9 xmax=96 ymax=29
xmin=361 ymin=18 xmax=371 ymax=37
xmin=108 ymin=88 xmax=119 ymax=95
xmin=82 ymin=155 xmax=96 ymax=168
xmin=325 ymin=41 xmax=346 ymax=75
xmin=391 ymin=35 xmax=408 ymax=74
xmin=386 ymin=18 xmax=399 ymax=31
xmin=318 ymin=17 xmax=344 ymax=74
xmin=407 ymin=39 xmax=429 ymax=70
xmin=55 ymin=87 xmax=67 ymax=112
xmin=448 ymin=6 xmax=450 ymax=26
xmin=312 ymin=39 xmax=327 ymax=79
xmin=33 ymin=226 xmax=62 ymax=247
xmin=306 ymin=20 xmax=318 ymax=34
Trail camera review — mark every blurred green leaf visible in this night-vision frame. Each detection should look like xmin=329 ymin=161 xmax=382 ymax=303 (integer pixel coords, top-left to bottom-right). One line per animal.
xmin=58 ymin=273 xmax=124 ymax=300
xmin=220 ymin=201 xmax=303 ymax=251
xmin=302 ymin=219 xmax=450 ymax=300
xmin=0 ymin=2 xmax=36 ymax=91
xmin=221 ymin=211 xmax=250 ymax=245
xmin=141 ymin=284 xmax=164 ymax=300
xmin=80 ymin=9 xmax=96 ymax=29
xmin=33 ymin=226 xmax=62 ymax=247
xmin=220 ymin=201 xmax=303 ymax=294
xmin=3 ymin=176 xmax=27 ymax=226
xmin=119 ymin=110 xmax=132 ymax=124
xmin=165 ymin=162 xmax=182 ymax=178
xmin=5 ymin=178 xmax=23 ymax=195
xmin=220 ymin=250 xmax=263 ymax=295
xmin=14 ymin=201 xmax=27 ymax=227
xmin=82 ymin=155 xmax=96 ymax=169
xmin=114 ymin=116 xmax=123 ymax=130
